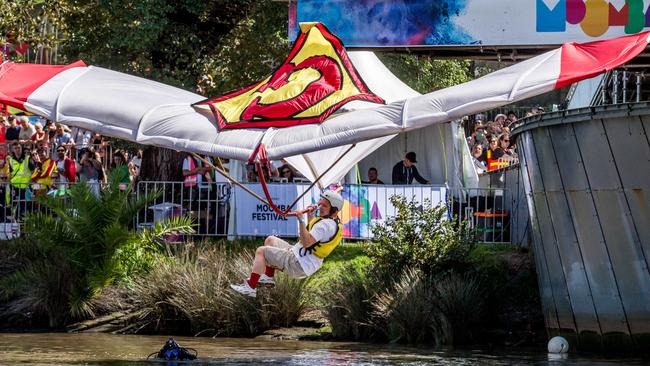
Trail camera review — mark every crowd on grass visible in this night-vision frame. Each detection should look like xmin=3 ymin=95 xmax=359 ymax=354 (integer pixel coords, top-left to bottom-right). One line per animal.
xmin=465 ymin=107 xmax=545 ymax=174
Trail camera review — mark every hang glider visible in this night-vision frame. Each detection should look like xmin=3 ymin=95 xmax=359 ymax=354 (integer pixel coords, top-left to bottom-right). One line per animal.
xmin=0 ymin=23 xmax=648 ymax=202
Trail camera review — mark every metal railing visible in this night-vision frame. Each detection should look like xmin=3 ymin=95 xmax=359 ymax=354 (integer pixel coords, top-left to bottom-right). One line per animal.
xmin=0 ymin=180 xmax=513 ymax=244
xmin=134 ymin=182 xmax=511 ymax=243
xmin=135 ymin=181 xmax=231 ymax=237
xmin=447 ymin=187 xmax=512 ymax=244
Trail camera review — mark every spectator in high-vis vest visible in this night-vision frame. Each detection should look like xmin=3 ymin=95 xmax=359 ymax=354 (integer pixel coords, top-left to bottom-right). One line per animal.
xmin=7 ymin=142 xmax=36 ymax=216
xmin=230 ymin=190 xmax=345 ymax=298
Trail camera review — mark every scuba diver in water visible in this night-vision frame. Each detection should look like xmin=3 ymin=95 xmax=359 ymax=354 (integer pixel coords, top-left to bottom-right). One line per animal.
xmin=230 ymin=190 xmax=344 ymax=298
xmin=149 ymin=338 xmax=197 ymax=361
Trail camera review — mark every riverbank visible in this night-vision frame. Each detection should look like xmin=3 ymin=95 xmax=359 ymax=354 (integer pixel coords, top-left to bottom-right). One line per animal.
xmin=53 ymin=241 xmax=545 ymax=348
xmin=0 ymin=191 xmax=546 ymax=348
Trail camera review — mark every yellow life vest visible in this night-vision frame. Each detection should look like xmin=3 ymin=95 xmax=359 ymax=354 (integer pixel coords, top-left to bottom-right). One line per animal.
xmin=302 ymin=217 xmax=343 ymax=259
xmin=8 ymin=154 xmax=32 ymax=189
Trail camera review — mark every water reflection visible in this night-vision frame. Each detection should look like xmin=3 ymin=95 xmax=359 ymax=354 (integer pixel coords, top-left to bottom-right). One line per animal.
xmin=0 ymin=333 xmax=645 ymax=366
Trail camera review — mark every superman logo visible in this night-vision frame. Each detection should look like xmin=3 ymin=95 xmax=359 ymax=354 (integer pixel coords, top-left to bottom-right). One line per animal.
xmin=200 ymin=23 xmax=384 ymax=130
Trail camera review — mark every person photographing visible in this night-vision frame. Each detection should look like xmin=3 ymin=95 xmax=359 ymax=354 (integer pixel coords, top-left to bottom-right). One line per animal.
xmin=230 ymin=190 xmax=344 ymax=297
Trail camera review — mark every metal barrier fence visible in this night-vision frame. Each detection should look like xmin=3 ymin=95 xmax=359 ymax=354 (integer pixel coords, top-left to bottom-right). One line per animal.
xmin=0 ymin=180 xmax=513 ymax=244
xmin=447 ymin=187 xmax=511 ymax=244
xmin=0 ymin=181 xmax=82 ymax=240
xmin=135 ymin=181 xmax=231 ymax=237
xmin=134 ymin=182 xmax=512 ymax=243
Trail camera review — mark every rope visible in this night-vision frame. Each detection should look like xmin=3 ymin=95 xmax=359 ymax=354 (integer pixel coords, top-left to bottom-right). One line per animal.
xmin=193 ymin=142 xmax=356 ymax=218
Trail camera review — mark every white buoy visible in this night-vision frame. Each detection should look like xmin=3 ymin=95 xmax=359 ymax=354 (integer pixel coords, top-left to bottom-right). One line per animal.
xmin=547 ymin=336 xmax=569 ymax=354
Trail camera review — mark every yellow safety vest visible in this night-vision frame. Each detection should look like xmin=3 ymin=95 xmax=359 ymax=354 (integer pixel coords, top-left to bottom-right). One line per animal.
xmin=8 ymin=154 xmax=32 ymax=189
xmin=303 ymin=217 xmax=343 ymax=259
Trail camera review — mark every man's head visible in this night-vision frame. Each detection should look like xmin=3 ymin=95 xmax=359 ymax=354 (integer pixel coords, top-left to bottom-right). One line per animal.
xmin=368 ymin=167 xmax=378 ymax=182
xmin=56 ymin=123 xmax=66 ymax=135
xmin=318 ymin=190 xmax=344 ymax=218
xmin=494 ymin=114 xmax=507 ymax=125
xmin=11 ymin=142 xmax=22 ymax=157
xmin=36 ymin=148 xmax=48 ymax=160
xmin=56 ymin=146 xmax=67 ymax=160
xmin=113 ymin=151 xmax=126 ymax=166
xmin=404 ymin=152 xmax=417 ymax=167
xmin=8 ymin=116 xmax=17 ymax=127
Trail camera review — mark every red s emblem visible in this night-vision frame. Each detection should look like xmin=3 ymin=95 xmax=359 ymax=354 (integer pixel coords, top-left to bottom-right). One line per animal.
xmin=241 ymin=56 xmax=342 ymax=121
xmin=199 ymin=23 xmax=384 ymax=130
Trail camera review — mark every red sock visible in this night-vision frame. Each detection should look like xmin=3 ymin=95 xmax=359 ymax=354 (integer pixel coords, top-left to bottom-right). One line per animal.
xmin=247 ymin=273 xmax=261 ymax=289
xmin=265 ymin=266 xmax=275 ymax=277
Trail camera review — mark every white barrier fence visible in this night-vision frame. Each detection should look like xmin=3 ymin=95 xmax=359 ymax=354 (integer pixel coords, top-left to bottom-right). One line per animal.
xmin=0 ymin=181 xmax=513 ymax=244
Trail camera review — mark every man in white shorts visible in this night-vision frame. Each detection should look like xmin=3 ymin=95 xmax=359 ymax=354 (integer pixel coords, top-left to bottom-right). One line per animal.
xmin=230 ymin=190 xmax=344 ymax=297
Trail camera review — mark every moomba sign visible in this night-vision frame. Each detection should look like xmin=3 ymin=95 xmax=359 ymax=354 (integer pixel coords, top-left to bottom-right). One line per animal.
xmin=234 ymin=184 xmax=447 ymax=239
xmin=290 ymin=0 xmax=650 ymax=46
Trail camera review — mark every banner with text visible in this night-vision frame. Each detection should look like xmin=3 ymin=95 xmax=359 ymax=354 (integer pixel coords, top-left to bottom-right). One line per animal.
xmin=234 ymin=184 xmax=447 ymax=238
xmin=290 ymin=0 xmax=650 ymax=47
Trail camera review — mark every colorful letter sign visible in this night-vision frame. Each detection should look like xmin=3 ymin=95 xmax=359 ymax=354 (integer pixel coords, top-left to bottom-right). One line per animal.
xmin=291 ymin=0 xmax=650 ymax=47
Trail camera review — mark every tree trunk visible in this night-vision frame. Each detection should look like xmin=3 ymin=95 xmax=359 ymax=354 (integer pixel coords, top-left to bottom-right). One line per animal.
xmin=140 ymin=147 xmax=185 ymax=182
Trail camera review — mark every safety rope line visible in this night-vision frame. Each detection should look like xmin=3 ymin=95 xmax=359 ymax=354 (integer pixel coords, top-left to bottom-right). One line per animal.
xmin=190 ymin=153 xmax=272 ymax=207
xmin=194 ymin=142 xmax=356 ymax=218
xmin=283 ymin=144 xmax=356 ymax=212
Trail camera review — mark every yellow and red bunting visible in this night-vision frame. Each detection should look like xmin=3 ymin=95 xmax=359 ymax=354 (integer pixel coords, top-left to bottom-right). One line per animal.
xmin=199 ymin=23 xmax=385 ymax=130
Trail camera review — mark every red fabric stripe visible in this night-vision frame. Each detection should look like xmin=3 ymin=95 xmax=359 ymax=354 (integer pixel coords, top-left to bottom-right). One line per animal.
xmin=556 ymin=32 xmax=649 ymax=89
xmin=0 ymin=60 xmax=87 ymax=110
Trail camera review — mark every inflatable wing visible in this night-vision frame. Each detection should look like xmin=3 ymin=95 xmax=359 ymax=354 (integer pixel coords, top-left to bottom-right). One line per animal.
xmin=0 ymin=25 xmax=648 ymax=187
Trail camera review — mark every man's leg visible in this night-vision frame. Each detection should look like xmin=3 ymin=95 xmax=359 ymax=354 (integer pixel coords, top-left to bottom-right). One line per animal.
xmin=230 ymin=237 xmax=277 ymax=297
xmin=262 ymin=236 xmax=290 ymax=278
xmin=247 ymin=245 xmax=267 ymax=289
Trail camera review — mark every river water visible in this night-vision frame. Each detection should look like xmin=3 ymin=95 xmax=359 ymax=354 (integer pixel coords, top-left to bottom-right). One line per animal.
xmin=0 ymin=333 xmax=646 ymax=365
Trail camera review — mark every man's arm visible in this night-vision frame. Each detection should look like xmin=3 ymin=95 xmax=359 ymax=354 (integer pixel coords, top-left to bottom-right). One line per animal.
xmin=182 ymin=158 xmax=203 ymax=177
xmin=28 ymin=156 xmax=37 ymax=171
xmin=294 ymin=206 xmax=318 ymax=248
xmin=412 ymin=166 xmax=430 ymax=184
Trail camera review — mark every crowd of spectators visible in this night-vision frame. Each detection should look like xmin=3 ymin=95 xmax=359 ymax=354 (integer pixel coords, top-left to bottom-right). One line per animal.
xmin=464 ymin=107 xmax=544 ymax=174
xmin=0 ymin=115 xmax=142 ymax=203
xmin=243 ymin=159 xmax=308 ymax=184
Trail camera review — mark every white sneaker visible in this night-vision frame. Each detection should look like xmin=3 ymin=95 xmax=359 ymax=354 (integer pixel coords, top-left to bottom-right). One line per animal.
xmin=229 ymin=281 xmax=257 ymax=298
xmin=258 ymin=274 xmax=276 ymax=287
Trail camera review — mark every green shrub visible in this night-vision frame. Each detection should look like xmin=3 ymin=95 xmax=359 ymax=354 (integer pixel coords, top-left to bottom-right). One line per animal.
xmin=0 ymin=173 xmax=193 ymax=328
xmin=319 ymin=263 xmax=377 ymax=340
xmin=367 ymin=196 xmax=476 ymax=277
xmin=372 ymin=267 xmax=448 ymax=344
xmin=122 ymin=244 xmax=305 ymax=337
xmin=435 ymin=272 xmax=485 ymax=344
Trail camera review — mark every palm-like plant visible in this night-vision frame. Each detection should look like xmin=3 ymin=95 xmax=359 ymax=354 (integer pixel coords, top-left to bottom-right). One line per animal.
xmin=0 ymin=171 xmax=193 ymax=327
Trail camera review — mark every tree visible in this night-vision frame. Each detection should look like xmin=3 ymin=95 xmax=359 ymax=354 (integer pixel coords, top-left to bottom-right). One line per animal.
xmin=0 ymin=0 xmax=67 ymax=63
xmin=0 ymin=173 xmax=193 ymax=328
xmin=378 ymin=54 xmax=472 ymax=93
